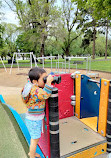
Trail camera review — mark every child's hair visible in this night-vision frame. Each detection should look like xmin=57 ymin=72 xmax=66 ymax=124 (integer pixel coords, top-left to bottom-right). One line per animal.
xmin=28 ymin=67 xmax=46 ymax=83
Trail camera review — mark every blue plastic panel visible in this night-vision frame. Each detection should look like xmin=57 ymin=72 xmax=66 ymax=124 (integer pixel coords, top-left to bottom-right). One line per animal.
xmin=80 ymin=75 xmax=100 ymax=118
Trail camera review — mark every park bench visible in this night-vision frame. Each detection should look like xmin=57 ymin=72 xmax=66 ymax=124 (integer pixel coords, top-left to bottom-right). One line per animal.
xmin=73 ymin=61 xmax=83 ymax=64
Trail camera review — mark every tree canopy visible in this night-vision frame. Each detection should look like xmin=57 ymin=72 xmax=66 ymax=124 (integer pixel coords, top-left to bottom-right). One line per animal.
xmin=0 ymin=0 xmax=111 ymax=59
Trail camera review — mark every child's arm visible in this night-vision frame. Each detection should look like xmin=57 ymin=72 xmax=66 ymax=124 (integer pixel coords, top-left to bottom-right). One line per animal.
xmin=22 ymin=82 xmax=33 ymax=97
xmin=21 ymin=82 xmax=33 ymax=104
xmin=37 ymin=75 xmax=54 ymax=100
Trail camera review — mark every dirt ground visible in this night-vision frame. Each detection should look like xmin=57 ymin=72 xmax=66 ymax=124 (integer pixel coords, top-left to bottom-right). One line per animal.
xmin=0 ymin=67 xmax=110 ymax=114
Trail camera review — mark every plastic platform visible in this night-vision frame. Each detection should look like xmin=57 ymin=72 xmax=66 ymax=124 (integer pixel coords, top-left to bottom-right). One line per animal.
xmin=59 ymin=116 xmax=107 ymax=158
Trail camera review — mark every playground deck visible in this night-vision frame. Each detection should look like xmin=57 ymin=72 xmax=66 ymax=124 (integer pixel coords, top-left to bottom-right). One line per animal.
xmin=60 ymin=116 xmax=107 ymax=158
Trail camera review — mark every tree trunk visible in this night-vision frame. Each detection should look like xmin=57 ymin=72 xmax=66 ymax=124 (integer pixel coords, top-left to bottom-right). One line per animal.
xmin=40 ymin=34 xmax=46 ymax=64
xmin=105 ymin=20 xmax=108 ymax=60
xmin=65 ymin=47 xmax=70 ymax=56
xmin=40 ymin=0 xmax=49 ymax=60
xmin=40 ymin=43 xmax=44 ymax=56
xmin=22 ymin=54 xmax=24 ymax=60
xmin=92 ymin=26 xmax=96 ymax=59
xmin=40 ymin=33 xmax=46 ymax=57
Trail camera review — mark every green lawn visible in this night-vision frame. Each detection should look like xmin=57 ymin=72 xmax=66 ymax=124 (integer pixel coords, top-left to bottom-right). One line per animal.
xmin=0 ymin=57 xmax=111 ymax=72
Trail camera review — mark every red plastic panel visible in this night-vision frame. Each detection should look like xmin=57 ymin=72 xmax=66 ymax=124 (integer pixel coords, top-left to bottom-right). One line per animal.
xmin=38 ymin=101 xmax=50 ymax=158
xmin=54 ymin=73 xmax=74 ymax=119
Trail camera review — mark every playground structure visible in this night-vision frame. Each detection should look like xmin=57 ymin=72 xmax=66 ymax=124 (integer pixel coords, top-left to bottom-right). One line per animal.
xmin=9 ymin=52 xmax=38 ymax=74
xmin=86 ymin=57 xmax=99 ymax=79
xmin=35 ymin=54 xmax=91 ymax=75
xmin=55 ymin=55 xmax=77 ymax=74
xmin=0 ymin=73 xmax=111 ymax=158
xmin=36 ymin=55 xmax=56 ymax=72
xmin=36 ymin=54 xmax=99 ymax=78
xmin=65 ymin=56 xmax=99 ymax=78
xmin=1 ymin=53 xmax=99 ymax=79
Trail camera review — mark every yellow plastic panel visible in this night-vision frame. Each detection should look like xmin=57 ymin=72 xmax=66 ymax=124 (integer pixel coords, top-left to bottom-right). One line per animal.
xmin=98 ymin=79 xmax=110 ymax=137
xmin=75 ymin=74 xmax=81 ymax=119
xmin=67 ymin=143 xmax=107 ymax=158
xmin=80 ymin=117 xmax=97 ymax=132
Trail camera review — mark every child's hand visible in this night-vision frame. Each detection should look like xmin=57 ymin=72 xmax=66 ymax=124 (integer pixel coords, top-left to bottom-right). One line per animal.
xmin=46 ymin=75 xmax=53 ymax=86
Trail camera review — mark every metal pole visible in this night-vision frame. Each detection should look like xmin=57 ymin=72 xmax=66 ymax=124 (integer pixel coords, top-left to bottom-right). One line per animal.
xmin=32 ymin=53 xmax=38 ymax=67
xmin=89 ymin=56 xmax=91 ymax=72
xmin=86 ymin=57 xmax=88 ymax=74
xmin=69 ymin=59 xmax=70 ymax=73
xmin=65 ymin=56 xmax=66 ymax=73
xmin=42 ymin=55 xmax=44 ymax=69
xmin=0 ymin=57 xmax=7 ymax=72
xmin=51 ymin=54 xmax=52 ymax=72
xmin=30 ymin=52 xmax=32 ymax=68
xmin=16 ymin=53 xmax=19 ymax=72
xmin=88 ymin=79 xmax=100 ymax=84
xmin=48 ymin=87 xmax=60 ymax=158
xmin=56 ymin=62 xmax=57 ymax=73
xmin=58 ymin=54 xmax=59 ymax=74
xmin=9 ymin=53 xmax=15 ymax=74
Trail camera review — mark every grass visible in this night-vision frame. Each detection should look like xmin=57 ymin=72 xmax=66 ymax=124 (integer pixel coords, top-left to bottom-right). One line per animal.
xmin=0 ymin=58 xmax=111 ymax=72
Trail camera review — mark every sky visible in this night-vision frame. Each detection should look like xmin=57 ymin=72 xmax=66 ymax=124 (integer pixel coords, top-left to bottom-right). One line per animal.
xmin=1 ymin=0 xmax=61 ymax=26
xmin=1 ymin=0 xmax=19 ymax=25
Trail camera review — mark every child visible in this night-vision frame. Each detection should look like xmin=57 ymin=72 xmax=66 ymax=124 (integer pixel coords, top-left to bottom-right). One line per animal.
xmin=21 ymin=67 xmax=53 ymax=158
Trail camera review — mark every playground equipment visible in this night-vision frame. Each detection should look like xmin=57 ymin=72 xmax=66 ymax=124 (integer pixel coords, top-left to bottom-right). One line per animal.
xmin=86 ymin=57 xmax=99 ymax=79
xmin=65 ymin=56 xmax=90 ymax=73
xmin=0 ymin=95 xmax=44 ymax=158
xmin=55 ymin=55 xmax=77 ymax=74
xmin=0 ymin=56 xmax=7 ymax=72
xmin=9 ymin=52 xmax=37 ymax=74
xmin=36 ymin=54 xmax=78 ymax=74
xmin=36 ymin=55 xmax=56 ymax=72
xmin=65 ymin=56 xmax=99 ymax=79
xmin=0 ymin=73 xmax=111 ymax=158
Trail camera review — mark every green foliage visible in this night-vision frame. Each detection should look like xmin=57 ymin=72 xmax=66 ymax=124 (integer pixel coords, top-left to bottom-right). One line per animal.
xmin=0 ymin=23 xmax=18 ymax=58
xmin=70 ymin=36 xmax=83 ymax=55
xmin=16 ymin=30 xmax=40 ymax=55
xmin=0 ymin=24 xmax=4 ymax=48
xmin=81 ymin=29 xmax=93 ymax=50
xmin=2 ymin=0 xmax=111 ymax=62
xmin=95 ymin=35 xmax=111 ymax=57
xmin=85 ymin=0 xmax=111 ymax=20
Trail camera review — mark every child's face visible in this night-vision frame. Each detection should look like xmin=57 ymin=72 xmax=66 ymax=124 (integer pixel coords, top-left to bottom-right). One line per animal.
xmin=37 ymin=72 xmax=47 ymax=88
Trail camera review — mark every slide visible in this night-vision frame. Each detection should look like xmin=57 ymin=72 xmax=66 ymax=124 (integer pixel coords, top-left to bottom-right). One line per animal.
xmin=0 ymin=95 xmax=45 ymax=158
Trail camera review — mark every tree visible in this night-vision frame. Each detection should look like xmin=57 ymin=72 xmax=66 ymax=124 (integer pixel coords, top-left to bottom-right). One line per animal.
xmin=16 ymin=31 xmax=41 ymax=55
xmin=0 ymin=1 xmax=4 ymax=48
xmin=60 ymin=0 xmax=85 ymax=56
xmin=1 ymin=22 xmax=18 ymax=58
xmin=6 ymin=0 xmax=61 ymax=57
xmin=81 ymin=29 xmax=93 ymax=51
xmin=0 ymin=2 xmax=8 ymax=58
xmin=0 ymin=24 xmax=4 ymax=48
xmin=72 ymin=0 xmax=111 ymax=59
xmin=85 ymin=0 xmax=111 ymax=59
